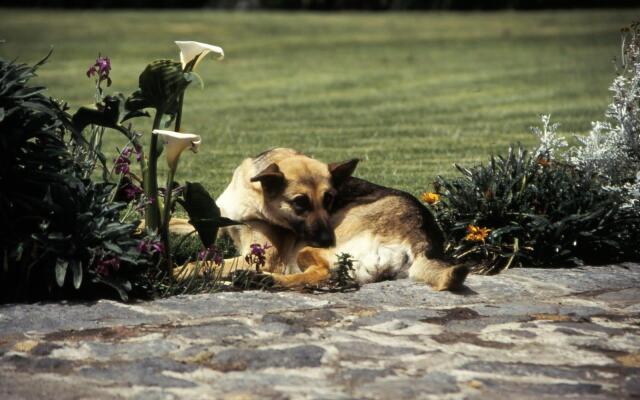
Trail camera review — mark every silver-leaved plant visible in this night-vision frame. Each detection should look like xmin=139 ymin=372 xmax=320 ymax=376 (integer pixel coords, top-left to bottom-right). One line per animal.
xmin=532 ymin=22 xmax=640 ymax=202
xmin=532 ymin=114 xmax=567 ymax=159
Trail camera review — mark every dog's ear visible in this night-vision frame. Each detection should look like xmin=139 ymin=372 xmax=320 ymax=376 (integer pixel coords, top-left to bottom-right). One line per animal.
xmin=328 ymin=158 xmax=359 ymax=188
xmin=250 ymin=163 xmax=286 ymax=197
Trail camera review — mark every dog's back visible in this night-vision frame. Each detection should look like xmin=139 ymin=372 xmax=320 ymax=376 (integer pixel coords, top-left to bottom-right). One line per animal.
xmin=328 ymin=177 xmax=467 ymax=289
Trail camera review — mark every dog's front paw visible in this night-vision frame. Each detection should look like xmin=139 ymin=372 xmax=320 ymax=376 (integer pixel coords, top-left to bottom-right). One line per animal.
xmin=230 ymin=270 xmax=275 ymax=289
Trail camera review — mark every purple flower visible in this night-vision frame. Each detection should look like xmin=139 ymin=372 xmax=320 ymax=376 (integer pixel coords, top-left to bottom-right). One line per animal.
xmin=114 ymin=147 xmax=132 ymax=175
xmin=136 ymin=241 xmax=146 ymax=253
xmin=86 ymin=54 xmax=112 ymax=87
xmin=198 ymin=245 xmax=223 ymax=265
xmin=137 ymin=237 xmax=164 ymax=256
xmin=123 ymin=183 xmax=143 ymax=201
xmin=151 ymin=241 xmax=165 ymax=254
xmin=134 ymin=144 xmax=143 ymax=161
xmin=245 ymin=242 xmax=271 ymax=271
xmin=96 ymin=256 xmax=120 ymax=277
xmin=250 ymin=243 xmax=265 ymax=257
xmin=96 ymin=57 xmax=111 ymax=75
xmin=114 ymin=161 xmax=130 ymax=175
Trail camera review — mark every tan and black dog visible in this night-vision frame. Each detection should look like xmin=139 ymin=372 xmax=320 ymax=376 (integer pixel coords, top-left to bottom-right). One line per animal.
xmin=213 ymin=148 xmax=468 ymax=291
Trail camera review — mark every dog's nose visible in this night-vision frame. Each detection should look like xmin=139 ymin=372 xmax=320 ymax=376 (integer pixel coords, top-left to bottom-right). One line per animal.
xmin=305 ymin=219 xmax=336 ymax=248
xmin=307 ymin=229 xmax=335 ymax=248
xmin=316 ymin=231 xmax=335 ymax=247
xmin=312 ymin=230 xmax=335 ymax=248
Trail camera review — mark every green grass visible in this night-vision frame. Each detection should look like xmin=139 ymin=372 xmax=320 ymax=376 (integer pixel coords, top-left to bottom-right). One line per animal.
xmin=0 ymin=9 xmax=634 ymax=198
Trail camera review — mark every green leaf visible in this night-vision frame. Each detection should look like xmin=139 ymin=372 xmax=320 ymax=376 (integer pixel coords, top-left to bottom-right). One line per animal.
xmin=94 ymin=276 xmax=131 ymax=302
xmin=137 ymin=59 xmax=191 ymax=115
xmin=71 ymin=94 xmax=122 ymax=131
xmin=125 ymin=89 xmax=151 ymax=112
xmin=178 ymin=182 xmax=241 ymax=248
xmin=70 ymin=259 xmax=82 ymax=289
xmin=55 ymin=258 xmax=68 ymax=287
xmin=121 ymin=109 xmax=150 ymax=123
xmin=103 ymin=242 xmax=123 ymax=254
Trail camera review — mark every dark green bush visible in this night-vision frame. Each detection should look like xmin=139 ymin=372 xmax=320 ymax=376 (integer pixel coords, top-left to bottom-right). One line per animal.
xmin=0 ymin=54 xmax=151 ymax=302
xmin=433 ymin=145 xmax=640 ymax=273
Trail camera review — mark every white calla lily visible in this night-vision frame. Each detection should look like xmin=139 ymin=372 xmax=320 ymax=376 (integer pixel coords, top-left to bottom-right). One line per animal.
xmin=153 ymin=129 xmax=202 ymax=171
xmin=175 ymin=41 xmax=224 ymax=70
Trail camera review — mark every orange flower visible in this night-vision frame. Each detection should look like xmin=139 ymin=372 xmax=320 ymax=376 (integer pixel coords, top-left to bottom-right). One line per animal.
xmin=465 ymin=225 xmax=492 ymax=242
xmin=421 ymin=192 xmax=441 ymax=204
xmin=536 ymin=156 xmax=551 ymax=167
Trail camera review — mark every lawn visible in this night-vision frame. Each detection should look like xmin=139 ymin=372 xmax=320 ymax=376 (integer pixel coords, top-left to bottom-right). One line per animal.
xmin=0 ymin=9 xmax=634 ymax=197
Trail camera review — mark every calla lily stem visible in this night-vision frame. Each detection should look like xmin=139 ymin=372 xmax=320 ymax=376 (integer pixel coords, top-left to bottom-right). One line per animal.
xmin=174 ymin=58 xmax=194 ymax=133
xmin=174 ymin=92 xmax=185 ymax=132
xmin=161 ymin=167 xmax=176 ymax=271
xmin=144 ymin=110 xmax=163 ymax=233
xmin=160 ymin=66 xmax=188 ymax=271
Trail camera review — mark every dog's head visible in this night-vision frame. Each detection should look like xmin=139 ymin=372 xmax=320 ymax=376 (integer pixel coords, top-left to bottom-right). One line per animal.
xmin=250 ymin=154 xmax=359 ymax=248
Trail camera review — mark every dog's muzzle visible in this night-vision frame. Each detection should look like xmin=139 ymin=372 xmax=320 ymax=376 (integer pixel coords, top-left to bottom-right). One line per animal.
xmin=305 ymin=226 xmax=336 ymax=248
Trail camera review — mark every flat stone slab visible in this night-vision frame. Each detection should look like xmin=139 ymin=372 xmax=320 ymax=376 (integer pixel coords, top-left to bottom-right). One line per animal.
xmin=1 ymin=264 xmax=639 ymax=399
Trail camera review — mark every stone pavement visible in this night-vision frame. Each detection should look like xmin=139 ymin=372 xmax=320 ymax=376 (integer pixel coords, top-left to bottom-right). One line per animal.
xmin=1 ymin=264 xmax=639 ymax=399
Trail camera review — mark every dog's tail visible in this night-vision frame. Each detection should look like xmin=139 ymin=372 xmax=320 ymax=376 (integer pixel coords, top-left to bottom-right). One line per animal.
xmin=408 ymin=255 xmax=469 ymax=291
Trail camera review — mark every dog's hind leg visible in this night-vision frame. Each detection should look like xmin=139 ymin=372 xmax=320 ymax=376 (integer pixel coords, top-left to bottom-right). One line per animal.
xmin=268 ymin=247 xmax=332 ymax=288
xmin=173 ymin=250 xmax=277 ymax=281
xmin=219 ymin=255 xmax=256 ymax=276
xmin=409 ymin=255 xmax=469 ymax=291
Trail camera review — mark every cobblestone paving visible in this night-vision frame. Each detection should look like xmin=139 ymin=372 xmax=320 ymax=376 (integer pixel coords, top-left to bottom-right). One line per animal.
xmin=1 ymin=265 xmax=639 ymax=399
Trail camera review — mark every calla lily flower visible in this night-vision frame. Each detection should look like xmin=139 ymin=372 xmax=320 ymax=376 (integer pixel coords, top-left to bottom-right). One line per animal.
xmin=175 ymin=41 xmax=224 ymax=70
xmin=152 ymin=129 xmax=202 ymax=170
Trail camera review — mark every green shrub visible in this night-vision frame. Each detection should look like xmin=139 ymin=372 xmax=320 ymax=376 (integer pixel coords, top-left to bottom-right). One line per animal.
xmin=433 ymin=146 xmax=640 ymax=273
xmin=0 ymin=53 xmax=151 ymax=302
xmin=433 ymin=23 xmax=640 ymax=273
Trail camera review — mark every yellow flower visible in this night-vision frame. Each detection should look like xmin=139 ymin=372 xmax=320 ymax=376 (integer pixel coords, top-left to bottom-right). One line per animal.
xmin=175 ymin=41 xmax=224 ymax=70
xmin=465 ymin=225 xmax=492 ymax=242
xmin=421 ymin=192 xmax=441 ymax=204
xmin=152 ymin=129 xmax=202 ymax=171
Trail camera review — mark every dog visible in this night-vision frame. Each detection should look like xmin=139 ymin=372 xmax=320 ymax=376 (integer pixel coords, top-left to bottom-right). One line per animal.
xmin=212 ymin=148 xmax=468 ymax=291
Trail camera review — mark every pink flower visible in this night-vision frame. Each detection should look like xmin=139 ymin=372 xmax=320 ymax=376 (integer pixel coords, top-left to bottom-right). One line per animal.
xmin=87 ymin=54 xmax=112 ymax=87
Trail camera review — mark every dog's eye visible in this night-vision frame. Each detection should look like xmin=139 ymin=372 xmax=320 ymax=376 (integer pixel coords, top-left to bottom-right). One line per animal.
xmin=323 ymin=192 xmax=335 ymax=209
xmin=291 ymin=195 xmax=311 ymax=213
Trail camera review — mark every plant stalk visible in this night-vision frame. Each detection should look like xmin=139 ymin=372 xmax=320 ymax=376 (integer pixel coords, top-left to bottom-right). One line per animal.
xmin=174 ymin=59 xmax=194 ymax=133
xmin=161 ymin=167 xmax=176 ymax=272
xmin=174 ymin=92 xmax=185 ymax=132
xmin=144 ymin=110 xmax=163 ymax=232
